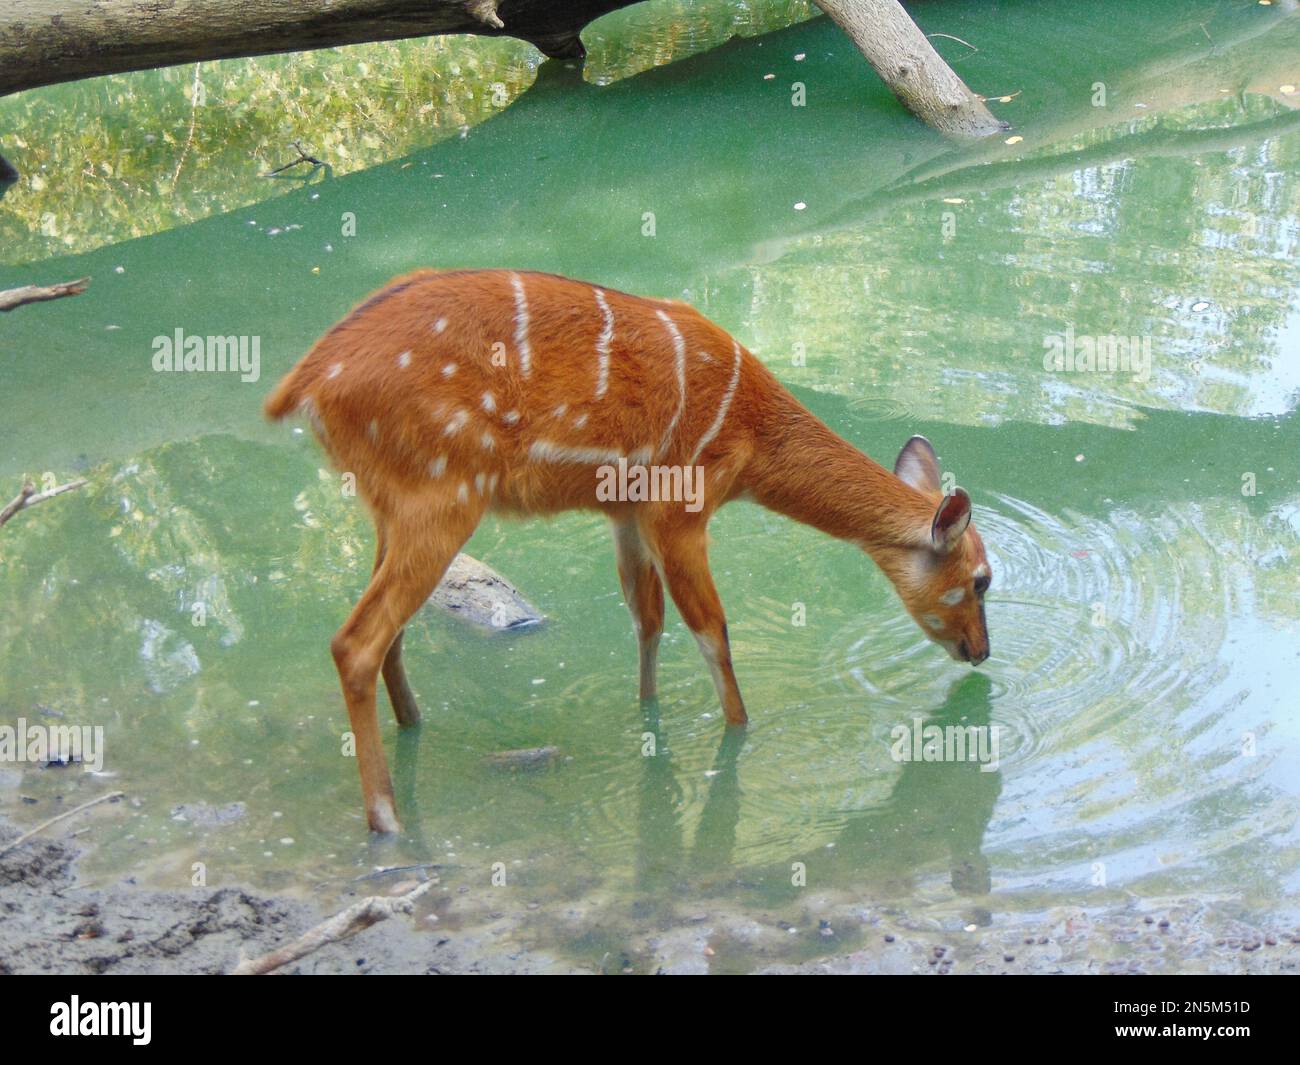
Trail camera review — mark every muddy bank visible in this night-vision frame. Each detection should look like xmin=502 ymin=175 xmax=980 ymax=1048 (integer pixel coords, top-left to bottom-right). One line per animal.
xmin=747 ymin=900 xmax=1300 ymax=976
xmin=602 ymin=890 xmax=1300 ymax=976
xmin=0 ymin=815 xmax=583 ymax=974
xmin=4 ymin=810 xmax=1297 ymax=975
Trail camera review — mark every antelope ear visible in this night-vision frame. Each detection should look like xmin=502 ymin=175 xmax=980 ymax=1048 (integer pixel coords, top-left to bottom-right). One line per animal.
xmin=895 ymin=435 xmax=942 ymax=494
xmin=931 ymin=488 xmax=971 ymax=553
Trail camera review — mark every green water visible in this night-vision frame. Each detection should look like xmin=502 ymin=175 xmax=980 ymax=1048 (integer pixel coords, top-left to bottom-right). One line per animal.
xmin=2 ymin=0 xmax=1299 ymax=970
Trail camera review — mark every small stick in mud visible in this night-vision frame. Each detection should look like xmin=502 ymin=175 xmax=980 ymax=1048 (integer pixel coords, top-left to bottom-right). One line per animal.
xmin=0 ymin=277 xmax=90 ymax=312
xmin=0 ymin=791 xmax=125 ymax=858
xmin=0 ymin=479 xmax=88 ymax=530
xmin=232 ymin=878 xmax=436 ymax=975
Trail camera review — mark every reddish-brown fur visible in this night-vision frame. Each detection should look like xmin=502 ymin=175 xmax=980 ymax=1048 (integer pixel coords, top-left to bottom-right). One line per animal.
xmin=266 ymin=268 xmax=990 ymax=833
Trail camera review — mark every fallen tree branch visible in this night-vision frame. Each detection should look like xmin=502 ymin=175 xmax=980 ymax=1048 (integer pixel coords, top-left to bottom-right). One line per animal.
xmin=813 ymin=0 xmax=1004 ymax=138
xmin=0 ymin=791 xmax=125 ymax=858
xmin=1 ymin=1 xmax=1011 ymax=142
xmin=0 ymin=276 xmax=90 ymax=312
xmin=0 ymin=1 xmax=636 ymax=98
xmin=263 ymin=140 xmax=327 ymax=177
xmin=232 ymin=878 xmax=436 ymax=975
xmin=0 ymin=478 xmax=88 ymax=529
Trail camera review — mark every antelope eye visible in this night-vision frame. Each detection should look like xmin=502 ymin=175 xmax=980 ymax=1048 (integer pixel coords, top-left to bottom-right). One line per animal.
xmin=973 ymin=573 xmax=991 ymax=596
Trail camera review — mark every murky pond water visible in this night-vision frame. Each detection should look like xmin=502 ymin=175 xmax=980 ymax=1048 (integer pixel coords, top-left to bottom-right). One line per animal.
xmin=2 ymin=0 xmax=1298 ymax=971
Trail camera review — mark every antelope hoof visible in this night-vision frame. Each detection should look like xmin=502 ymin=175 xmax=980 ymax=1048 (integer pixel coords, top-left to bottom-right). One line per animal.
xmin=368 ymin=798 xmax=402 ymax=835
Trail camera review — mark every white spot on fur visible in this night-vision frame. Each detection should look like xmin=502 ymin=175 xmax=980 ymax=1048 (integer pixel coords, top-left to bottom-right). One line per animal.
xmin=433 ymin=317 xmax=448 ymax=334
xmin=429 ymin=455 xmax=447 ymax=478
xmin=457 ymin=482 xmax=469 ymax=504
xmin=397 ymin=350 xmax=411 ymax=369
xmin=593 ymin=287 xmax=614 ymax=399
xmin=939 ymin=587 xmax=966 ymax=606
xmin=922 ymin=614 xmax=945 ymax=632
xmin=481 ymin=430 xmax=495 ymax=450
xmin=327 ymin=363 xmax=342 ymax=379
xmin=529 ymin=439 xmax=624 ymax=465
xmin=442 ymin=362 xmax=457 ymax=377
xmin=502 ymin=410 xmax=520 ymax=425
xmin=572 ymin=412 xmax=589 ymax=429
xmin=510 ymin=272 xmax=532 ymax=377
xmin=475 ymin=472 xmax=486 ymax=495
xmin=553 ymin=404 xmax=567 ymax=418
xmin=443 ymin=410 xmax=468 ymax=436
xmin=367 ymin=419 xmax=379 ymax=441
xmin=481 ymin=391 xmax=496 ymax=413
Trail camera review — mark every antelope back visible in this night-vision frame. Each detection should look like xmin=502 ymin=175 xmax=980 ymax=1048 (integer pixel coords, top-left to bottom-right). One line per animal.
xmin=264 ymin=269 xmax=753 ymax=518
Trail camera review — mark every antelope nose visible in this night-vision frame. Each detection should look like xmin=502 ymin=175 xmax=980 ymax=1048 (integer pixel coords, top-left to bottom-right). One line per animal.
xmin=969 ymin=644 xmax=989 ymax=667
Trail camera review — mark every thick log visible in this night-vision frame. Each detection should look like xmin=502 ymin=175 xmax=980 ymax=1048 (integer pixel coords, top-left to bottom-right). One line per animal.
xmin=2 ymin=1 xmax=1002 ymax=144
xmin=0 ymin=1 xmax=643 ymax=98
xmin=813 ymin=0 xmax=1004 ymax=138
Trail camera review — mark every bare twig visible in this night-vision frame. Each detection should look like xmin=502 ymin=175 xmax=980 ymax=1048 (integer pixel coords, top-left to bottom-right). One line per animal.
xmin=232 ymin=879 xmax=436 ymax=975
xmin=0 ymin=277 xmax=90 ymax=312
xmin=171 ymin=63 xmax=204 ymax=189
xmin=262 ymin=140 xmax=325 ymax=177
xmin=0 ymin=479 xmax=88 ymax=529
xmin=926 ymin=32 xmax=978 ymax=53
xmin=0 ymin=791 xmax=125 ymax=858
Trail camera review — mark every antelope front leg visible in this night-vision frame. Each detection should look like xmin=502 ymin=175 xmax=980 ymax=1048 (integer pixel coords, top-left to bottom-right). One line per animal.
xmin=611 ymin=516 xmax=665 ymax=699
xmin=651 ymin=521 xmax=748 ymax=726
xmin=333 ymin=500 xmax=483 ymax=833
xmin=372 ymin=528 xmax=421 ymax=727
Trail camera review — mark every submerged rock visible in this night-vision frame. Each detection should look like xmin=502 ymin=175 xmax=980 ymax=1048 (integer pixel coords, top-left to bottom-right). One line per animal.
xmin=170 ymin=801 xmax=247 ymax=827
xmin=429 ymin=554 xmax=544 ymax=630
xmin=483 ymin=746 xmax=562 ymax=771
